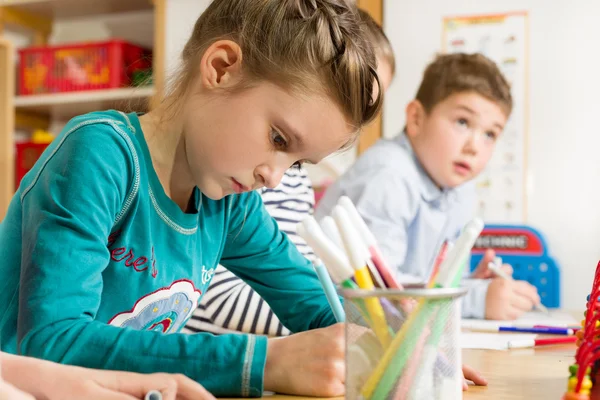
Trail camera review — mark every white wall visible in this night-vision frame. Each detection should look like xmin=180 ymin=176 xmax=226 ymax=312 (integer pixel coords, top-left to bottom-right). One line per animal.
xmin=160 ymin=0 xmax=600 ymax=308
xmin=50 ymin=11 xmax=154 ymax=48
xmin=384 ymin=0 xmax=600 ymax=310
xmin=164 ymin=0 xmax=212 ymax=82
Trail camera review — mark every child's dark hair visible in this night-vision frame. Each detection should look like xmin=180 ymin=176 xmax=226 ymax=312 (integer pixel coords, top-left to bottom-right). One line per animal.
xmin=416 ymin=53 xmax=513 ymax=117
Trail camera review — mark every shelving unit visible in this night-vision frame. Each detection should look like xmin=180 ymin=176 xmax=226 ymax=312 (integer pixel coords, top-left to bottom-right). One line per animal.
xmin=0 ymin=0 xmax=165 ymax=218
xmin=14 ymin=86 xmax=156 ymax=119
xmin=1 ymin=0 xmax=153 ymax=19
xmin=0 ymin=39 xmax=15 ymax=216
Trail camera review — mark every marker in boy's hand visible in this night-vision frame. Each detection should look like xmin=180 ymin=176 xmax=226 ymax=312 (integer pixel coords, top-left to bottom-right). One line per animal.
xmin=470 ymin=249 xmax=513 ymax=279
xmin=264 ymin=323 xmax=346 ymax=397
xmin=470 ymin=249 xmax=541 ymax=320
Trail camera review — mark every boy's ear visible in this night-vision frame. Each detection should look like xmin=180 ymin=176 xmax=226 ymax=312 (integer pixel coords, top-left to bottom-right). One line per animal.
xmin=199 ymin=40 xmax=243 ymax=90
xmin=405 ymin=100 xmax=425 ymax=138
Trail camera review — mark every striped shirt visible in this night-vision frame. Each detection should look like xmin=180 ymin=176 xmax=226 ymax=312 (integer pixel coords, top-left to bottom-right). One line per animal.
xmin=184 ymin=167 xmax=315 ymax=336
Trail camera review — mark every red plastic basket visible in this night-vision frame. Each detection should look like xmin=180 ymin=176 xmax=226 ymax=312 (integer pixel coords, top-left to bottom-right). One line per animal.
xmin=15 ymin=142 xmax=49 ymax=187
xmin=18 ymin=39 xmax=152 ymax=95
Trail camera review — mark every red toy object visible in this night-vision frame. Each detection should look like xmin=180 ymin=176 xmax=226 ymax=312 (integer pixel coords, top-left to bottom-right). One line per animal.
xmin=19 ymin=39 xmax=152 ymax=95
xmin=15 ymin=142 xmax=49 ymax=186
xmin=14 ymin=129 xmax=55 ymax=187
xmin=563 ymin=261 xmax=600 ymax=399
xmin=563 ymin=393 xmax=593 ymax=400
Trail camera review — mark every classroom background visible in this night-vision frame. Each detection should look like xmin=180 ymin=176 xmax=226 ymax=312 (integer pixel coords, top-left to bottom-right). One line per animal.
xmin=384 ymin=0 xmax=600 ymax=312
xmin=0 ymin=0 xmax=598 ymax=311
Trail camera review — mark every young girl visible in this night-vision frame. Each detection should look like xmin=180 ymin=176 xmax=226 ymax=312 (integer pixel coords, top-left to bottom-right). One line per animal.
xmin=185 ymin=8 xmax=398 ymax=337
xmin=0 ymin=0 xmax=381 ymax=397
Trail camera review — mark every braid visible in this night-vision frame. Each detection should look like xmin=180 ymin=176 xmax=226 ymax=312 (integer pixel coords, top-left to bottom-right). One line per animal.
xmin=292 ymin=0 xmax=381 ymax=123
xmin=174 ymin=0 xmax=382 ymax=129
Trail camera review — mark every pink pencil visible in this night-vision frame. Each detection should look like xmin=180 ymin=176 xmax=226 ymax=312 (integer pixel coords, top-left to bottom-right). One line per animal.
xmin=391 ymin=319 xmax=433 ymax=400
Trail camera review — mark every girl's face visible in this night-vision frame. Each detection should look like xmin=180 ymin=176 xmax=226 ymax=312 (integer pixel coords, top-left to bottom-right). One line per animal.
xmin=182 ymin=81 xmax=353 ymax=200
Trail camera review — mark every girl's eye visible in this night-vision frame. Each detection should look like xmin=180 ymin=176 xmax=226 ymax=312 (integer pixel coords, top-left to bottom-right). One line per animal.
xmin=271 ymin=129 xmax=288 ymax=150
xmin=457 ymin=118 xmax=469 ymax=128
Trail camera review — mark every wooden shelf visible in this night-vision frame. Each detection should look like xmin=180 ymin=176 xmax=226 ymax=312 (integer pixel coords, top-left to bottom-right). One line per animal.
xmin=0 ymin=0 xmax=166 ymax=218
xmin=2 ymin=0 xmax=153 ymax=19
xmin=15 ymin=86 xmax=155 ymax=119
xmin=0 ymin=39 xmax=15 ymax=219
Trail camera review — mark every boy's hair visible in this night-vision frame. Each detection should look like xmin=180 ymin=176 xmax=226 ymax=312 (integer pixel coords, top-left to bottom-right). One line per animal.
xmin=357 ymin=9 xmax=395 ymax=76
xmin=170 ymin=0 xmax=382 ymax=130
xmin=416 ymin=53 xmax=513 ymax=117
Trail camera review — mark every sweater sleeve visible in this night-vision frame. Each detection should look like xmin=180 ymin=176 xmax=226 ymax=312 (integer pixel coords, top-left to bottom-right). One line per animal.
xmin=16 ymin=122 xmax=265 ymax=397
xmin=220 ymin=192 xmax=338 ymax=332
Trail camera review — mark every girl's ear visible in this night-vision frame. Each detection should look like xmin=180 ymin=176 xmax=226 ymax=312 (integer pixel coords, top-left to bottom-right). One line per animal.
xmin=199 ymin=40 xmax=244 ymax=90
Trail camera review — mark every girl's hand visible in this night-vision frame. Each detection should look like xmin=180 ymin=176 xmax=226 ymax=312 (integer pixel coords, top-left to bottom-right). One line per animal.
xmin=264 ymin=323 xmax=346 ymax=397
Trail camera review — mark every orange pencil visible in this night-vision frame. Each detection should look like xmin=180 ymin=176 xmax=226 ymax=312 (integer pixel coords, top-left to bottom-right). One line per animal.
xmin=427 ymin=241 xmax=451 ymax=288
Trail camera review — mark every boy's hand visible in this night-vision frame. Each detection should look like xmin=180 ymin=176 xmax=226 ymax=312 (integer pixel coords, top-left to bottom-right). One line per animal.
xmin=264 ymin=323 xmax=345 ymax=397
xmin=462 ymin=364 xmax=488 ymax=390
xmin=485 ymin=278 xmax=540 ymax=320
xmin=471 ymin=249 xmax=513 ymax=279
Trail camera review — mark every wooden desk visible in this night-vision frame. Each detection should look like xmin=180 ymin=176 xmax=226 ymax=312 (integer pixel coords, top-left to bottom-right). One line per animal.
xmin=245 ymin=344 xmax=580 ymax=400
xmin=462 ymin=344 xmax=574 ymax=399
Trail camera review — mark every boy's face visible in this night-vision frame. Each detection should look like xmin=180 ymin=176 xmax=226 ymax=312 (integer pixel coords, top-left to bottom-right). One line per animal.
xmin=406 ymin=91 xmax=507 ymax=189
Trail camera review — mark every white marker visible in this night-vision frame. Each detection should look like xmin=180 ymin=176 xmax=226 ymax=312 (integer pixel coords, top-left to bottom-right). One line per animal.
xmin=319 ymin=216 xmax=345 ymax=250
xmin=297 ymin=217 xmax=354 ymax=284
xmin=338 ymin=196 xmax=401 ymax=289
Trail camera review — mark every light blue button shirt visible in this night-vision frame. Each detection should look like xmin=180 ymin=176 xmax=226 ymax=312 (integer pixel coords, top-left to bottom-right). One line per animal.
xmin=315 ymin=133 xmax=490 ymax=318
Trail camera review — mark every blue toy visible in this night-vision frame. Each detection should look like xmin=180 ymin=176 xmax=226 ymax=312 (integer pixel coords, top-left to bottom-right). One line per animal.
xmin=470 ymin=224 xmax=561 ymax=308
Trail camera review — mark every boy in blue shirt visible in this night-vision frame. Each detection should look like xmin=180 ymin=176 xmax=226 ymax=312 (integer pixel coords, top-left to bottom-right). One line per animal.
xmin=316 ymin=53 xmax=541 ymax=320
